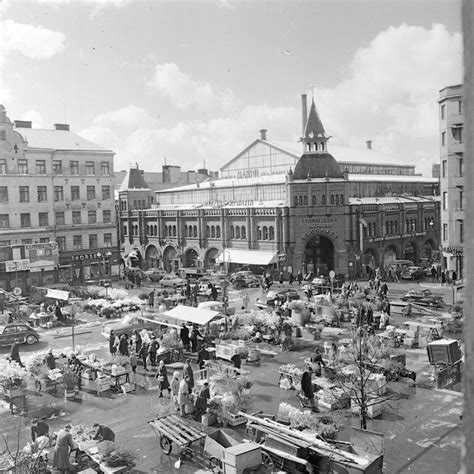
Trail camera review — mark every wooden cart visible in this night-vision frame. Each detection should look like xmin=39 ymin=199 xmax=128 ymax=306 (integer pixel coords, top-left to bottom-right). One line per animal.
xmin=148 ymin=415 xmax=207 ymax=457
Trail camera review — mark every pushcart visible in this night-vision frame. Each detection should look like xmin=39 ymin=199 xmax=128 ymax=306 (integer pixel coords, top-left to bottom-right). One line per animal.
xmin=203 ymin=429 xmax=239 ymax=470
xmin=148 ymin=415 xmax=207 ymax=457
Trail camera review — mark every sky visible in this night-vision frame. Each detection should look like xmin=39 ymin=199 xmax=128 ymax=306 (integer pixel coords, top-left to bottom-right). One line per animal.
xmin=0 ymin=0 xmax=463 ymax=176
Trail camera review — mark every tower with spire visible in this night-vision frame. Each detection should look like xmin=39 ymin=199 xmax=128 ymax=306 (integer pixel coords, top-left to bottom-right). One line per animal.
xmin=302 ymin=95 xmax=331 ymax=153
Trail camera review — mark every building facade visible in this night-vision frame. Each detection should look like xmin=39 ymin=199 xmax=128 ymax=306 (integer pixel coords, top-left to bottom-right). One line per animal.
xmin=0 ymin=105 xmax=118 ymax=292
xmin=439 ymin=85 xmax=464 ymax=277
xmin=119 ymin=96 xmax=440 ymax=278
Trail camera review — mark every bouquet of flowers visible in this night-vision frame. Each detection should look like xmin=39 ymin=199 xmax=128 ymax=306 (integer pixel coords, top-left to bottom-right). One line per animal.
xmin=0 ymin=362 xmax=28 ymax=391
xmin=279 ymin=364 xmax=302 ymax=377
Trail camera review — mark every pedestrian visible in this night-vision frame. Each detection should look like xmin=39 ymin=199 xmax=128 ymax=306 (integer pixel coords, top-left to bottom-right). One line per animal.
xmin=170 ymin=372 xmax=181 ymax=410
xmin=136 ymin=273 xmax=141 ymax=288
xmin=310 ymin=347 xmax=326 ymax=376
xmin=297 ymin=271 xmax=303 ymax=286
xmin=31 ymin=418 xmax=49 ymax=442
xmin=211 ymin=285 xmax=218 ymax=301
xmin=299 ymin=367 xmax=316 ymax=410
xmin=379 ymin=309 xmax=390 ymax=330
xmin=148 ymin=336 xmax=159 ymax=367
xmin=243 ymin=292 xmax=250 ymax=312
xmin=431 ymin=265 xmax=437 ymax=282
xmin=109 ymin=330 xmax=118 ymax=356
xmin=138 ymin=341 xmax=149 ymax=371
xmin=148 ymin=289 xmax=155 ymax=308
xmin=118 ymin=334 xmax=129 ymax=356
xmin=55 ymin=301 xmax=63 ymax=324
xmin=279 ymin=272 xmax=284 ymax=287
xmin=441 ymin=270 xmax=446 ymax=286
xmin=231 ymin=350 xmax=241 ymax=376
xmin=289 ymin=273 xmax=294 ymax=285
xmin=452 ymin=270 xmax=458 ymax=285
xmin=129 ymin=352 xmax=138 ymax=374
xmin=195 ymin=382 xmax=210 ymax=422
xmin=380 ymin=281 xmax=388 ymax=297
xmin=10 ymin=339 xmax=24 ymax=367
xmin=182 ymin=359 xmax=194 ymax=393
xmin=180 ymin=323 xmax=191 ymax=351
xmin=155 ymin=360 xmax=171 ymax=398
xmin=178 ymin=376 xmax=190 ymax=417
xmin=190 ymin=324 xmax=202 ymax=352
xmin=133 ymin=329 xmax=142 ymax=354
xmin=45 ymin=349 xmax=56 ymax=370
xmin=52 ymin=424 xmax=75 ymax=473
xmin=196 ymin=344 xmax=210 ymax=379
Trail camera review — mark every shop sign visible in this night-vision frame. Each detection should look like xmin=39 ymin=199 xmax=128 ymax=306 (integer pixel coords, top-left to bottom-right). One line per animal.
xmin=72 ymin=253 xmax=103 ymax=262
xmin=301 ymin=217 xmax=337 ymax=225
xmin=5 ymin=259 xmax=30 ymax=272
xmin=205 ymin=200 xmax=254 ymax=208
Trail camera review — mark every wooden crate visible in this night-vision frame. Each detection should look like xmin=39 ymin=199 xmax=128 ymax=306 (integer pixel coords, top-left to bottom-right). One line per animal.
xmin=223 ymin=443 xmax=261 ymax=474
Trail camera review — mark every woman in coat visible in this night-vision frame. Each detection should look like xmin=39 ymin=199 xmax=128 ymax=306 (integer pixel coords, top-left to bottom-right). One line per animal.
xmin=182 ymin=359 xmax=194 ymax=393
xmin=155 ymin=360 xmax=171 ymax=398
xmin=178 ymin=376 xmax=190 ymax=417
xmin=300 ymin=367 xmax=316 ymax=410
xmin=118 ymin=334 xmax=129 ymax=356
xmin=52 ymin=424 xmax=75 ymax=473
xmin=138 ymin=341 xmax=149 ymax=371
xmin=195 ymin=382 xmax=210 ymax=421
xmin=109 ymin=330 xmax=119 ymax=356
xmin=170 ymin=372 xmax=181 ymax=410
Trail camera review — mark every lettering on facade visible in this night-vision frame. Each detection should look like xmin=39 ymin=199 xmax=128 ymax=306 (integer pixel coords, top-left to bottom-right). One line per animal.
xmin=204 ymin=200 xmax=254 ymax=208
xmin=301 ymin=217 xmax=337 ymax=226
xmin=5 ymin=259 xmax=30 ymax=272
xmin=302 ymin=228 xmax=338 ymax=241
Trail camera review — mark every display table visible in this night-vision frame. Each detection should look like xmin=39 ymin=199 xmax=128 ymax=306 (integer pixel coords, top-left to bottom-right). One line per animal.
xmin=29 ymin=312 xmax=54 ymax=328
xmin=77 ymin=441 xmax=128 ymax=473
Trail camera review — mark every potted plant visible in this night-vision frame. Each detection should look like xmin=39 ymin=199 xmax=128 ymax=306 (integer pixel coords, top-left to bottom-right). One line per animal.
xmin=60 ymin=366 xmax=78 ymax=398
xmin=0 ymin=362 xmax=27 ymax=398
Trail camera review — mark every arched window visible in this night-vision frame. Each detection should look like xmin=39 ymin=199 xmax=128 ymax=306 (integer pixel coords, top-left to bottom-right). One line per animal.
xmin=269 ymin=226 xmax=275 ymax=240
xmin=303 ymin=195 xmax=308 ymax=205
xmin=216 ymin=226 xmax=221 ymax=238
xmin=241 ymin=226 xmax=246 ymax=239
xmin=335 ymin=195 xmax=339 ymax=205
xmin=184 ymin=225 xmax=188 ymax=237
xmin=385 ymin=222 xmax=389 ymax=234
xmin=263 ymin=226 xmax=268 ymax=240
xmin=257 ymin=226 xmax=262 ymax=240
xmin=123 ymin=225 xmax=127 ymax=235
xmin=206 ymin=225 xmax=210 ymax=238
xmin=330 ymin=195 xmax=335 ymax=205
xmin=322 ymin=195 xmax=326 ymax=205
xmin=294 ymin=196 xmax=298 ymax=206
xmin=298 ymin=196 xmax=303 ymax=205
xmin=312 ymin=195 xmax=317 ymax=205
xmin=340 ymin=194 xmax=344 ymax=205
xmin=154 ymin=225 xmax=157 ymax=236
xmin=236 ymin=226 xmax=240 ymax=239
xmin=193 ymin=226 xmax=197 ymax=237
xmin=211 ymin=226 xmax=215 ymax=238
xmin=230 ymin=226 xmax=235 ymax=239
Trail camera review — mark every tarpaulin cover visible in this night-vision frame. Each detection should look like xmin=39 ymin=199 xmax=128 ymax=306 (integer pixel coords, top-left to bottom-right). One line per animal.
xmin=163 ymin=305 xmax=220 ymax=326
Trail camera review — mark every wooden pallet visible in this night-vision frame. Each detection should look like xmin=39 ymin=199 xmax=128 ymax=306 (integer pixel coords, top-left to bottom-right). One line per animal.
xmin=149 ymin=415 xmax=207 ymax=448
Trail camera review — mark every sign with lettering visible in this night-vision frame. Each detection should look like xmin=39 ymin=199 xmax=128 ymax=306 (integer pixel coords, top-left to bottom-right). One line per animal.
xmin=301 ymin=217 xmax=337 ymax=225
xmin=205 ymin=200 xmax=254 ymax=208
xmin=5 ymin=259 xmax=30 ymax=272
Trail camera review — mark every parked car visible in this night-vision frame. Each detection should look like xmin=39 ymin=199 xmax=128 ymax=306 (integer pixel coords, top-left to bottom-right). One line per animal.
xmin=0 ymin=323 xmax=39 ymax=346
xmin=400 ymin=266 xmax=425 ymax=280
xmin=159 ymin=274 xmax=187 ymax=288
xmin=144 ymin=269 xmax=166 ymax=282
xmin=256 ymin=289 xmax=300 ymax=309
xmin=101 ymin=314 xmax=158 ymax=339
xmin=401 ymin=288 xmax=444 ymax=307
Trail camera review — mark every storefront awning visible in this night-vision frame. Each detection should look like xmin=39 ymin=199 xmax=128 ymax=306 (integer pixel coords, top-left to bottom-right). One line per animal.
xmin=216 ymin=249 xmax=278 ymax=266
xmin=163 ymin=305 xmax=220 ymax=326
xmin=29 ymin=260 xmax=56 ymax=273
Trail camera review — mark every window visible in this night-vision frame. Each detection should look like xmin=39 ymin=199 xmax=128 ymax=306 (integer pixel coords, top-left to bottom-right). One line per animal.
xmin=101 ymin=162 xmax=110 ymax=175
xmin=20 ymin=213 xmax=31 ymax=228
xmin=37 ymin=186 xmax=47 ymax=202
xmin=19 ymin=186 xmax=29 ymax=202
xmin=89 ymin=234 xmax=98 ymax=249
xmin=73 ymin=235 xmax=82 ymax=250
xmin=55 ymin=212 xmax=65 ymax=226
xmin=460 ymin=220 xmax=464 ymax=243
xmin=340 ymin=194 xmax=344 ymax=205
xmin=122 ymin=224 xmax=127 ymax=235
xmin=459 ymin=190 xmax=464 ymax=210
xmin=0 ymin=215 xmax=9 ymax=228
xmin=184 ymin=225 xmax=188 ymax=237
xmin=240 ymin=226 xmax=245 ymax=239
xmin=36 ymin=160 xmax=46 ymax=174
xmin=70 ymin=161 xmax=79 ymax=175
xmin=443 ymin=191 xmax=448 ymax=210
xmin=193 ymin=226 xmax=197 ymax=237
xmin=86 ymin=161 xmax=95 ymax=174
xmin=441 ymin=104 xmax=445 ymax=119
xmin=18 ymin=159 xmax=28 ymax=173
xmin=312 ymin=195 xmax=317 ymax=205
xmin=216 ymin=226 xmax=221 ymax=238
xmin=0 ymin=130 xmax=5 ymax=140
xmin=294 ymin=196 xmax=298 ymax=206
xmin=54 ymin=186 xmax=64 ymax=201
xmin=103 ymin=210 xmax=111 ymax=223
xmin=102 ymin=186 xmax=111 ymax=200
xmin=269 ymin=226 xmax=275 ymax=240
xmin=230 ymin=226 xmax=235 ymax=239
xmin=443 ymin=223 xmax=448 ymax=241
xmin=206 ymin=225 xmax=210 ymax=238
xmin=303 ymin=195 xmax=308 ymax=205
xmin=459 ymin=100 xmax=463 ymax=115
xmin=172 ymin=225 xmax=176 ymax=237
xmin=257 ymin=226 xmax=262 ymax=240
xmin=298 ymin=196 xmax=303 ymax=206
xmin=211 ymin=226 xmax=215 ymax=238
xmin=459 ymin=157 xmax=464 ymax=176
xmin=72 ymin=211 xmax=81 ymax=224
xmin=330 ymin=195 xmax=335 ymax=205
xmin=235 ymin=226 xmax=240 ymax=239
xmin=442 ymin=131 xmax=446 ymax=146
xmin=52 ymin=160 xmax=62 ymax=174
xmin=104 ymin=233 xmax=112 ymax=247
xmin=87 ymin=186 xmax=96 ymax=200
xmin=0 ymin=187 xmax=8 ymax=202
xmin=452 ymin=126 xmax=463 ymax=143
xmin=263 ymin=226 xmax=268 ymax=240
xmin=88 ymin=210 xmax=97 ymax=224
xmin=442 ymin=160 xmax=447 ymax=178
xmin=57 ymin=236 xmax=66 ymax=251
xmin=0 ymin=159 xmax=6 ymax=173
xmin=322 ymin=195 xmax=326 ymax=205
xmin=38 ymin=212 xmax=49 ymax=226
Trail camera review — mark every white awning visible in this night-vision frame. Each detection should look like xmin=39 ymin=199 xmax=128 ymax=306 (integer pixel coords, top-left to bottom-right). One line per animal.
xmin=46 ymin=289 xmax=69 ymax=301
xmin=163 ymin=305 xmax=220 ymax=326
xmin=216 ymin=249 xmax=278 ymax=266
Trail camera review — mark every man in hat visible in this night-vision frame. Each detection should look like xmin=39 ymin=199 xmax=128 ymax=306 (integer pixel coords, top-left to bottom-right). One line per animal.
xmin=148 ymin=335 xmax=159 ymax=367
xmin=31 ymin=418 xmax=50 ymax=442
xmin=10 ymin=339 xmax=24 ymax=367
xmin=45 ymin=348 xmax=56 ymax=370
xmin=196 ymin=344 xmax=210 ymax=379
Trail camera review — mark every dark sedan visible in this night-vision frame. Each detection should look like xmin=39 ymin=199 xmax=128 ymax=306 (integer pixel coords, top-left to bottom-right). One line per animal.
xmin=101 ymin=314 xmax=159 ymax=339
xmin=0 ymin=323 xmax=40 ymax=346
xmin=401 ymin=289 xmax=444 ymax=307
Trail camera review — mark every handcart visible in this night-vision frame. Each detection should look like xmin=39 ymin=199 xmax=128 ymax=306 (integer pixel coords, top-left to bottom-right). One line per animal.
xmin=203 ymin=429 xmax=239 ymax=470
xmin=148 ymin=415 xmax=207 ymax=458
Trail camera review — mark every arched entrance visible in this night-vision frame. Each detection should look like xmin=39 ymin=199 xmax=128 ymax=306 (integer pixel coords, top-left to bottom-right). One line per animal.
xmin=184 ymin=248 xmax=199 ymax=268
xmin=145 ymin=244 xmax=160 ymax=269
xmin=421 ymin=239 xmax=435 ymax=261
xmin=383 ymin=245 xmax=398 ymax=266
xmin=205 ymin=248 xmax=219 ymax=269
xmin=162 ymin=246 xmax=178 ymax=273
xmin=403 ymin=242 xmax=417 ymax=264
xmin=304 ymin=236 xmax=334 ymax=275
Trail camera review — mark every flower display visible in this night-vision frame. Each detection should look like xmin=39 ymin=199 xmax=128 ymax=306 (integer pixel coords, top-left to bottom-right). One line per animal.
xmin=0 ymin=362 xmax=28 ymax=390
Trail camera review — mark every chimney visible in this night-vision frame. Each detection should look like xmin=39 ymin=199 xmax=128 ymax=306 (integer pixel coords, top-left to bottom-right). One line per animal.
xmin=14 ymin=120 xmax=32 ymax=128
xmin=54 ymin=123 xmax=70 ymax=131
xmin=301 ymin=94 xmax=308 ymax=136
xmin=259 ymin=129 xmax=267 ymax=141
xmin=366 ymin=140 xmax=372 ymax=150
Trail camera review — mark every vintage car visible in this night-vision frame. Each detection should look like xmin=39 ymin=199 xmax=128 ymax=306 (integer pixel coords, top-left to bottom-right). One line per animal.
xmin=256 ymin=289 xmax=300 ymax=309
xmin=401 ymin=288 xmax=444 ymax=307
xmin=159 ymin=274 xmax=187 ymax=288
xmin=0 ymin=323 xmax=40 ymax=346
xmin=101 ymin=314 xmax=158 ymax=339
xmin=400 ymin=266 xmax=425 ymax=280
xmin=144 ymin=269 xmax=166 ymax=282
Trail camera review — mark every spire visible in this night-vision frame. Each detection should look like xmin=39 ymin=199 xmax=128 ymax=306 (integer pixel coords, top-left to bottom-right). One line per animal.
xmin=302 ymin=99 xmax=330 ymax=153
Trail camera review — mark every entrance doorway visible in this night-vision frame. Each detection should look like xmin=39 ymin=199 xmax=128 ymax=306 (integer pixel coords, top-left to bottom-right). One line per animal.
xmin=162 ymin=246 xmax=177 ymax=273
xmin=304 ymin=236 xmax=334 ymax=275
xmin=403 ymin=242 xmax=417 ymax=264
xmin=184 ymin=249 xmax=199 ymax=268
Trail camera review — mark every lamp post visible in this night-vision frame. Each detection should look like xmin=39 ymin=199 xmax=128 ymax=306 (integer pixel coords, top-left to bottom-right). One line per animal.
xmin=221 ymin=249 xmax=231 ymax=332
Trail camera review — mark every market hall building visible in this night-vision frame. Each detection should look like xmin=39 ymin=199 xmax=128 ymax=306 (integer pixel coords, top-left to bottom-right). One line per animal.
xmin=119 ymin=96 xmax=440 ymax=279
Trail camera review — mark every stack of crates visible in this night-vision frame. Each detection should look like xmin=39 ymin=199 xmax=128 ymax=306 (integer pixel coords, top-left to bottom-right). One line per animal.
xmin=403 ymin=324 xmax=420 ymax=348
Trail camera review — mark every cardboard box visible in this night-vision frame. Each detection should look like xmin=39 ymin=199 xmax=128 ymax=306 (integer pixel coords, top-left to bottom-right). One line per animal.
xmin=201 ymin=413 xmax=217 ymax=426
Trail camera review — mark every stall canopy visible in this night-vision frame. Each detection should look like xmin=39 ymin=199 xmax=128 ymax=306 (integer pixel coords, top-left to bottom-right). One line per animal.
xmin=163 ymin=305 xmax=220 ymax=326
xmin=46 ymin=289 xmax=69 ymax=301
xmin=216 ymin=249 xmax=278 ymax=266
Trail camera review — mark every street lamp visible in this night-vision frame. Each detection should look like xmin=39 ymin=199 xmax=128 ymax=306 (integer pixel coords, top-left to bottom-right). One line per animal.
xmin=221 ymin=249 xmax=231 ymax=332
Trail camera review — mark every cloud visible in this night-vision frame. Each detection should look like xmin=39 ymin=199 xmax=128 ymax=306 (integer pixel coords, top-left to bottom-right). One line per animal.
xmin=148 ymin=62 xmax=238 ymax=111
xmin=83 ymin=23 xmax=462 ymax=177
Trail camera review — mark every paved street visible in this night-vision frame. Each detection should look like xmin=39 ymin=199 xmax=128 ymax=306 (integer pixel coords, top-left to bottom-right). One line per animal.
xmin=0 ymin=278 xmax=463 ymax=472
